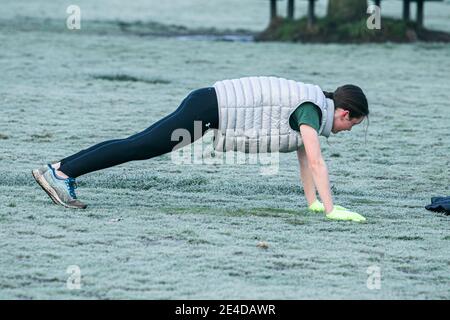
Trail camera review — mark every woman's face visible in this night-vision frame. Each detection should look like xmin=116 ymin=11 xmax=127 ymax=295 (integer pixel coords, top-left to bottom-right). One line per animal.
xmin=332 ymin=108 xmax=364 ymax=134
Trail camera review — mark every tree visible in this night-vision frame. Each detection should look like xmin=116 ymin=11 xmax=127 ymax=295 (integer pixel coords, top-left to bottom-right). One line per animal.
xmin=287 ymin=0 xmax=295 ymax=20
xmin=327 ymin=0 xmax=368 ymax=22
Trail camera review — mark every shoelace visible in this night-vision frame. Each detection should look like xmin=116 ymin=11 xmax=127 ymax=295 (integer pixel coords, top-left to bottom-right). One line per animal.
xmin=64 ymin=178 xmax=78 ymax=199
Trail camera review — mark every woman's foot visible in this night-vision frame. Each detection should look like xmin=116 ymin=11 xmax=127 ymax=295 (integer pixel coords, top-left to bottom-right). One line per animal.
xmin=50 ymin=162 xmax=69 ymax=179
xmin=32 ymin=164 xmax=87 ymax=209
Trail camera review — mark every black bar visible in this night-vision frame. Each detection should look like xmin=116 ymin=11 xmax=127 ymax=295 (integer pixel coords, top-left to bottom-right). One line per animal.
xmin=1 ymin=300 xmax=448 ymax=319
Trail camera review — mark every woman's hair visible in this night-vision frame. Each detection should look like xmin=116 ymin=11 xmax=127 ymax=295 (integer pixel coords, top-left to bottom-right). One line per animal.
xmin=323 ymin=84 xmax=370 ymax=142
xmin=323 ymin=84 xmax=369 ymax=119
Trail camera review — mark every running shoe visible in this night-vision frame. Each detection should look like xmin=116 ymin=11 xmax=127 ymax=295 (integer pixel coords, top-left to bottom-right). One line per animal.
xmin=32 ymin=164 xmax=87 ymax=209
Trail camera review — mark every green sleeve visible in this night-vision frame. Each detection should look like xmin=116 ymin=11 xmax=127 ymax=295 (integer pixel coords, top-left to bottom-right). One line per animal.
xmin=288 ymin=102 xmax=322 ymax=133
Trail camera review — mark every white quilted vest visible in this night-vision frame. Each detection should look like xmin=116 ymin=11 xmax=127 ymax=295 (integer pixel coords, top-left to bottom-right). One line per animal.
xmin=212 ymin=76 xmax=335 ymax=153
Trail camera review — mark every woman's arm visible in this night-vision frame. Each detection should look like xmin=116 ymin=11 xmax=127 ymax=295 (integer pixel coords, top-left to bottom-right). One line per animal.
xmin=299 ymin=124 xmax=334 ymax=214
xmin=296 ymin=146 xmax=317 ymax=207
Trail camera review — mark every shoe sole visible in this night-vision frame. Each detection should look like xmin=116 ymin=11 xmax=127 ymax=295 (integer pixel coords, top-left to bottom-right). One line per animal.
xmin=32 ymin=169 xmax=86 ymax=209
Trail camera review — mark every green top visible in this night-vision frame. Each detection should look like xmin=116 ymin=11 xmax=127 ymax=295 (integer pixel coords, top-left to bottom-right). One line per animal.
xmin=289 ymin=102 xmax=322 ymax=133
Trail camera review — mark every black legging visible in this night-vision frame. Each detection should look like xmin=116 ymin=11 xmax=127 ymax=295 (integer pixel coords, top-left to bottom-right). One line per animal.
xmin=59 ymin=87 xmax=219 ymax=178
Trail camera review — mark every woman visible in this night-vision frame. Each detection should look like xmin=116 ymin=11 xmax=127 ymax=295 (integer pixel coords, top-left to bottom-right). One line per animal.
xmin=32 ymin=76 xmax=369 ymax=222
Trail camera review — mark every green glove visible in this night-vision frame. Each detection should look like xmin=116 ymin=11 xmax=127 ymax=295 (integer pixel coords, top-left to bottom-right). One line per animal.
xmin=308 ymin=199 xmax=348 ymax=213
xmin=326 ymin=208 xmax=367 ymax=222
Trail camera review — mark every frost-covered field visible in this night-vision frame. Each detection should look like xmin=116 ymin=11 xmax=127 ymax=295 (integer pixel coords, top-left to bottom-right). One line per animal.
xmin=0 ymin=0 xmax=449 ymax=299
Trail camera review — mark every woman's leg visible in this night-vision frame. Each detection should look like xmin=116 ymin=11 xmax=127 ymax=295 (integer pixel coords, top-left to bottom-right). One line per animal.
xmin=57 ymin=94 xmax=193 ymax=165
xmin=58 ymin=87 xmax=219 ymax=178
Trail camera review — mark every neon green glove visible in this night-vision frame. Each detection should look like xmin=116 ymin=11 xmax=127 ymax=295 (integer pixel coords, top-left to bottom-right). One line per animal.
xmin=326 ymin=208 xmax=367 ymax=222
xmin=308 ymin=199 xmax=348 ymax=213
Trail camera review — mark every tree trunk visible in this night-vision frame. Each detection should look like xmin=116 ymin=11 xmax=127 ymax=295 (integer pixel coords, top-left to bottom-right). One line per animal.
xmin=416 ymin=0 xmax=424 ymax=28
xmin=287 ymin=0 xmax=294 ymax=20
xmin=403 ymin=0 xmax=411 ymax=21
xmin=307 ymin=0 xmax=316 ymax=28
xmin=270 ymin=0 xmax=277 ymax=21
xmin=327 ymin=0 xmax=368 ymax=22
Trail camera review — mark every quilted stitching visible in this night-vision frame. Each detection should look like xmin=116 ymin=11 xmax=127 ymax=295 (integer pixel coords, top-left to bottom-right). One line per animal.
xmin=213 ymin=76 xmax=333 ymax=153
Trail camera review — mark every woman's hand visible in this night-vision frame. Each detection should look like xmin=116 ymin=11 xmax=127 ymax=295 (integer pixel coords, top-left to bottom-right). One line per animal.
xmin=326 ymin=208 xmax=367 ymax=222
xmin=308 ymin=200 xmax=366 ymax=222
xmin=308 ymin=199 xmax=348 ymax=212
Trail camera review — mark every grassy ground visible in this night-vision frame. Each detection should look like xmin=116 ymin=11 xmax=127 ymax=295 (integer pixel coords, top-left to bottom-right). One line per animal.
xmin=0 ymin=1 xmax=449 ymax=299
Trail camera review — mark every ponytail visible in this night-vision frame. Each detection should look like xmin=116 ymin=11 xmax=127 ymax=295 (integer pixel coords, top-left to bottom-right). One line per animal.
xmin=323 ymin=91 xmax=334 ymax=100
